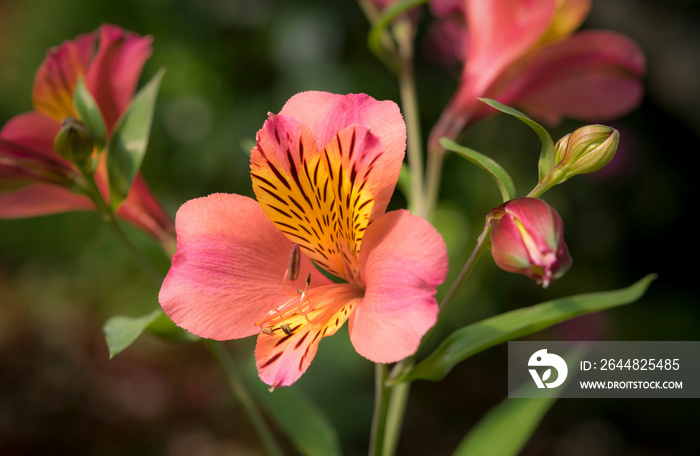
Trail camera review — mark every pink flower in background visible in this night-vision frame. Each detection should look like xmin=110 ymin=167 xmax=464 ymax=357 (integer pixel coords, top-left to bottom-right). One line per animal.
xmin=488 ymin=197 xmax=572 ymax=288
xmin=0 ymin=24 xmax=174 ymax=248
xmin=427 ymin=0 xmax=646 ymax=150
xmin=159 ymin=92 xmax=448 ymax=389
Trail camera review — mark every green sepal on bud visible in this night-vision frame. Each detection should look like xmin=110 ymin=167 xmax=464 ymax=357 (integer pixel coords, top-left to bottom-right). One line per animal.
xmin=553 ymin=125 xmax=619 ymax=177
xmin=534 ymin=125 xmax=619 ymax=195
xmin=54 ymin=117 xmax=97 ymax=174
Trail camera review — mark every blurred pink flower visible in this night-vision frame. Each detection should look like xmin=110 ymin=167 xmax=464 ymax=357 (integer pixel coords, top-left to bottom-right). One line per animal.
xmin=159 ymin=92 xmax=448 ymax=389
xmin=489 ymin=197 xmax=572 ymax=288
xmin=427 ymin=0 xmax=645 ymax=150
xmin=0 ymin=24 xmax=174 ymax=249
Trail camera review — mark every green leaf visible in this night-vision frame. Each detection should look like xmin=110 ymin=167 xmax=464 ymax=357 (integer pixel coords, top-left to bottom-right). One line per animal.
xmin=73 ymin=77 xmax=107 ymax=151
xmin=247 ymin=374 xmax=342 ymax=456
xmin=478 ymin=98 xmax=555 ymax=181
xmin=103 ymin=309 xmax=162 ymax=358
xmin=452 ymin=348 xmax=582 ymax=456
xmin=106 ymin=68 xmax=165 ymax=210
xmin=394 ymin=274 xmax=657 ymax=383
xmin=441 ymin=137 xmax=516 ymax=203
xmin=452 ymin=390 xmax=556 ymax=456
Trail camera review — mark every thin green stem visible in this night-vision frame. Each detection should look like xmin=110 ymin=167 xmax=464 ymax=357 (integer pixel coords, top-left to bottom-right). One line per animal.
xmin=78 ymin=170 xmax=280 ymax=454
xmin=205 ymin=340 xmax=285 ymax=456
xmin=388 ymin=224 xmax=492 ymax=383
xmin=382 ymin=380 xmax=411 ymax=456
xmin=423 ymin=142 xmax=446 ymax=221
xmin=379 ymin=224 xmax=493 ymax=456
xmin=79 ymin=172 xmax=163 ymax=287
xmin=438 ymin=224 xmax=492 ymax=315
xmin=369 ymin=364 xmax=391 ymax=456
xmin=527 ymin=179 xmax=555 ymax=198
xmin=394 ymin=18 xmax=425 ymax=217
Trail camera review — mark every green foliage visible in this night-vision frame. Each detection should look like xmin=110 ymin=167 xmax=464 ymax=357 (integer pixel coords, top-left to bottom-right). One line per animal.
xmin=479 ymin=98 xmax=555 ymax=183
xmin=103 ymin=309 xmax=162 ymax=358
xmin=247 ymin=373 xmax=342 ymax=456
xmin=394 ymin=274 xmax=657 ymax=383
xmin=73 ymin=77 xmax=107 ymax=151
xmin=441 ymin=137 xmax=516 ymax=203
xmin=106 ymin=69 xmax=165 ymax=210
xmin=451 ymin=384 xmax=557 ymax=456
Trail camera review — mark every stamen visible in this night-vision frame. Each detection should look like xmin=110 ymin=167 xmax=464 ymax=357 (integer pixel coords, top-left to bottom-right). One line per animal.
xmin=296 ymin=273 xmax=313 ymax=321
xmin=287 ymin=244 xmax=301 ymax=281
xmin=280 ymin=323 xmax=293 ymax=336
xmin=256 ymin=283 xmax=361 ymax=336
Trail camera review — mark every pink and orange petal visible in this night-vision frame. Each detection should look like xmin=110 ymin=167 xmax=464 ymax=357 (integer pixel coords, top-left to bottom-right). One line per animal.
xmin=427 ymin=0 xmax=645 ymax=147
xmin=160 ymin=91 xmax=448 ymax=388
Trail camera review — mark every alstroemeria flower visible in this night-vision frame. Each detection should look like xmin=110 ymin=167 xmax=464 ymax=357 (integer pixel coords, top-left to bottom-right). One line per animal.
xmin=488 ymin=197 xmax=572 ymax=288
xmin=159 ymin=92 xmax=448 ymax=388
xmin=427 ymin=0 xmax=645 ymax=149
xmin=0 ymin=24 xmax=175 ymax=250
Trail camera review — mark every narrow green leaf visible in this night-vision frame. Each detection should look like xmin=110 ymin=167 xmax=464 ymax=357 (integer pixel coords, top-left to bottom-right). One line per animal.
xmin=452 ymin=389 xmax=556 ymax=456
xmin=441 ymin=137 xmax=516 ymax=203
xmin=367 ymin=0 xmax=428 ymax=62
xmin=452 ymin=348 xmax=582 ymax=456
xmin=247 ymin=373 xmax=342 ymax=456
xmin=103 ymin=309 xmax=162 ymax=358
xmin=107 ymin=68 xmax=165 ymax=210
xmin=395 ymin=274 xmax=657 ymax=383
xmin=478 ymin=98 xmax=555 ymax=181
xmin=73 ymin=77 xmax=107 ymax=150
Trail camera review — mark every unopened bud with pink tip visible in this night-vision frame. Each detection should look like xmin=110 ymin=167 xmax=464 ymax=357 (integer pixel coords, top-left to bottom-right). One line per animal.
xmin=488 ymin=197 xmax=572 ymax=288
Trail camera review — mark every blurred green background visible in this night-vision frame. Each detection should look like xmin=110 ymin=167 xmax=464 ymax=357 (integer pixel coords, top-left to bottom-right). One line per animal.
xmin=1 ymin=0 xmax=698 ymax=454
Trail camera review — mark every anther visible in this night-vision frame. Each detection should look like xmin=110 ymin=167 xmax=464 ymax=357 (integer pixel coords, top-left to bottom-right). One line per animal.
xmin=287 ymin=244 xmax=301 ymax=281
xmin=281 ymin=323 xmax=293 ymax=336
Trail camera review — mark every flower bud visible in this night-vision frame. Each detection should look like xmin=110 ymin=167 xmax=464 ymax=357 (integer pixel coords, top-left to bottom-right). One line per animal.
xmin=551 ymin=125 xmax=619 ymax=181
xmin=54 ymin=117 xmax=95 ymax=171
xmin=488 ymin=197 xmax=572 ymax=288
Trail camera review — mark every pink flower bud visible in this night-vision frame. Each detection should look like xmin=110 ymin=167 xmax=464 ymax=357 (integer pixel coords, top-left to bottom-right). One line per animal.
xmin=488 ymin=197 xmax=572 ymax=288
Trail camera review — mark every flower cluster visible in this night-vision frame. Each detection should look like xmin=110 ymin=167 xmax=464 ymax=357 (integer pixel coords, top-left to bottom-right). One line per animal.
xmin=0 ymin=24 xmax=174 ymax=249
xmin=1 ymin=2 xmax=645 ymax=391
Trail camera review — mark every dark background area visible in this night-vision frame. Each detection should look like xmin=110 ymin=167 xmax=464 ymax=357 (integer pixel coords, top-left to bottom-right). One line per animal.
xmin=1 ymin=0 xmax=698 ymax=454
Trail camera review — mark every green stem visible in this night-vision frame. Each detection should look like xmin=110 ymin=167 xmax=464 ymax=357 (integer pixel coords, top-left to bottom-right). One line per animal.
xmin=382 ymin=380 xmax=411 ymax=456
xmin=379 ymin=224 xmax=492 ymax=455
xmin=423 ymin=142 xmax=446 ymax=221
xmin=527 ymin=179 xmax=555 ymax=198
xmin=388 ymin=224 xmax=492 ymax=383
xmin=438 ymin=224 xmax=491 ymax=315
xmin=78 ymin=171 xmax=281 ymax=454
xmin=369 ymin=364 xmax=391 ymax=456
xmin=80 ymin=172 xmax=163 ymax=287
xmin=394 ymin=18 xmax=425 ymax=218
xmin=205 ymin=340 xmax=285 ymax=456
